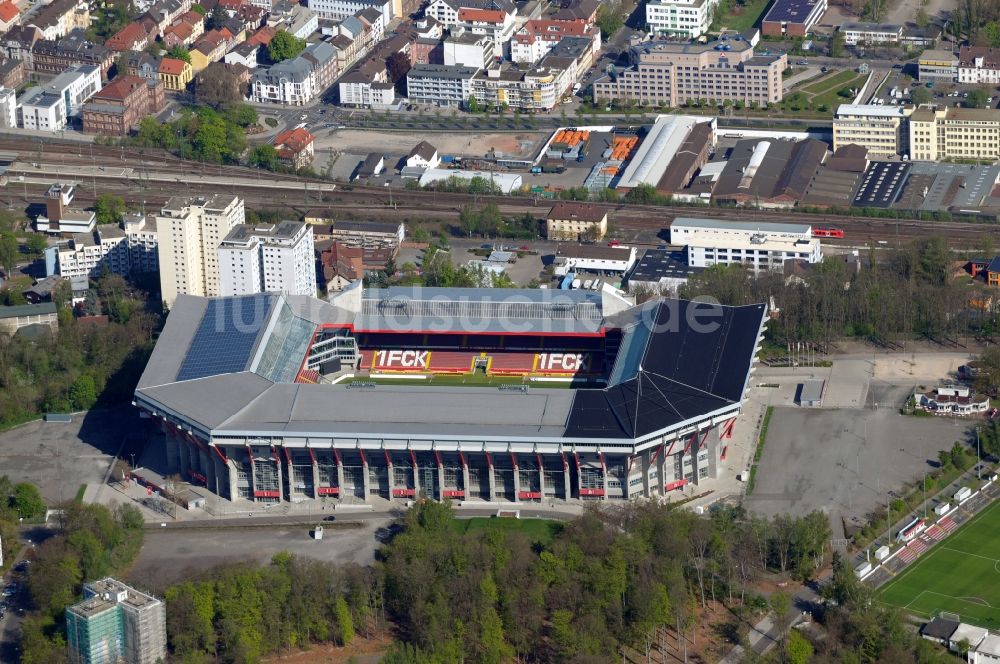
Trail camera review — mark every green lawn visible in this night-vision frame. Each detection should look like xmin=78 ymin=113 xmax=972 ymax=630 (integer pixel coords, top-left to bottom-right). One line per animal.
xmin=452 ymin=516 xmax=563 ymax=545
xmin=712 ymin=0 xmax=772 ymax=33
xmin=801 ymin=70 xmax=860 ymax=95
xmin=877 ymin=500 xmax=1000 ymax=630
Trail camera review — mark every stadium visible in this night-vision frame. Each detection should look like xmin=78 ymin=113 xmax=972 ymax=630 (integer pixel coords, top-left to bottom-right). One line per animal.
xmin=133 ymin=284 xmax=767 ymax=504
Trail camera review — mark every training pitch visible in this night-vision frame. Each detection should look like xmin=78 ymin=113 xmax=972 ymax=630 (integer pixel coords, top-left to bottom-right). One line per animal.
xmin=877 ymin=499 xmax=1000 ymax=629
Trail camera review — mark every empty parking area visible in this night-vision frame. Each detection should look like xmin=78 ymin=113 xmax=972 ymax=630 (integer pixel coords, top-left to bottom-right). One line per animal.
xmin=744 ymin=404 xmax=971 ymax=538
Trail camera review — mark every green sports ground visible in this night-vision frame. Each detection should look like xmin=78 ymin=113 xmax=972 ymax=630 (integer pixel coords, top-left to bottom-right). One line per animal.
xmin=877 ymin=499 xmax=1000 ymax=629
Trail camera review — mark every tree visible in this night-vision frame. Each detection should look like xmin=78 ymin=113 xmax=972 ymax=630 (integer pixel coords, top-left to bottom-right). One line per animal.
xmin=166 ymin=45 xmax=191 ymax=64
xmin=770 ymin=590 xmax=791 ymax=618
xmin=69 ymin=374 xmax=98 ymax=410
xmin=786 ymin=630 xmax=814 ymax=664
xmin=190 ymin=2 xmax=206 ymax=13
xmin=910 ymin=86 xmax=932 ymax=105
xmin=249 ymin=144 xmax=280 ymax=171
xmin=829 ymin=30 xmax=846 ymax=57
xmin=94 ymin=194 xmax=125 ymax=225
xmin=209 ymin=3 xmax=226 ymax=28
xmin=25 ymin=233 xmax=48 ymax=256
xmin=596 ymin=4 xmax=624 ymax=39
xmin=196 ymin=62 xmax=246 ymax=108
xmin=334 ymin=596 xmax=354 ymax=646
xmin=915 ymin=7 xmax=930 ymax=27
xmin=967 ymin=87 xmax=989 ymax=109
xmin=386 ymin=51 xmax=411 ymax=83
xmin=466 ymin=95 xmax=480 ymax=113
xmin=12 ymin=482 xmax=45 ymax=520
xmin=268 ymin=30 xmax=306 ymax=63
xmin=0 ymin=232 xmax=17 ymax=276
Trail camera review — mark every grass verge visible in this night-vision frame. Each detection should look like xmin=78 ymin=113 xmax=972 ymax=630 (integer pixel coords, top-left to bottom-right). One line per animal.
xmin=746 ymin=406 xmax=773 ymax=496
xmin=74 ymin=484 xmax=87 ymax=503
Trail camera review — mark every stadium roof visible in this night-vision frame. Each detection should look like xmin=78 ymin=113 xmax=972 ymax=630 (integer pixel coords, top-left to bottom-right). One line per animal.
xmin=135 ymin=292 xmax=767 ymax=445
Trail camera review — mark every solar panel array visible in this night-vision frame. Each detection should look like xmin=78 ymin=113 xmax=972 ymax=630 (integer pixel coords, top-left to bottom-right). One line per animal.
xmin=176 ymin=294 xmax=274 ymax=382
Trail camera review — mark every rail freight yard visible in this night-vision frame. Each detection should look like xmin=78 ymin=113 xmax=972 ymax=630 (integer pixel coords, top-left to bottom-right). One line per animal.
xmin=133 ymin=286 xmax=766 ymax=504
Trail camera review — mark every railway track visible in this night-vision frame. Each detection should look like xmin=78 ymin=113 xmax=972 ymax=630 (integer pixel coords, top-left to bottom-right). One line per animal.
xmin=2 ymin=136 xmax=996 ymax=249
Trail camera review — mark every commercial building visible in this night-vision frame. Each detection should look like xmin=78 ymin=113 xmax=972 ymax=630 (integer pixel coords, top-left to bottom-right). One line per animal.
xmin=670 ymin=217 xmax=821 ymax=271
xmin=0 ymin=302 xmax=58 ymax=335
xmin=156 ymin=195 xmax=246 ymax=307
xmin=66 ymin=578 xmax=166 ymax=664
xmin=133 ymin=288 xmax=767 ymax=504
xmin=556 ymin=244 xmax=637 ymax=274
xmin=839 ymin=22 xmax=902 ymax=45
xmin=406 ymin=63 xmax=477 ymax=107
xmin=645 ymin=0 xmax=718 ymax=38
xmin=444 ymin=29 xmax=494 ymax=68
xmin=82 ymin=75 xmax=165 ymax=136
xmin=56 ymin=225 xmax=130 ymax=279
xmin=710 ymin=138 xmax=827 ymax=208
xmin=761 ymin=0 xmax=826 ymax=37
xmin=908 ymin=106 xmax=1000 ymax=162
xmin=35 ymin=183 xmax=96 ymax=234
xmin=593 ymin=38 xmax=785 ymax=108
xmin=918 ymin=49 xmax=958 ymax=82
xmin=307 ymin=0 xmax=394 ymax=23
xmin=250 ymin=58 xmax=316 ymax=105
xmin=217 ymin=221 xmax=317 ymax=297
xmin=913 ymin=385 xmax=990 ymax=416
xmin=833 ymin=103 xmax=911 ymax=158
xmin=29 ymin=29 xmax=115 ymax=79
xmin=510 ymin=18 xmax=599 ymax=63
xmin=958 ymin=46 xmax=1000 ymax=85
xmin=623 ymin=248 xmax=703 ymax=294
xmin=19 ymin=62 xmax=100 ymax=130
xmin=545 ymin=202 xmax=608 ymax=240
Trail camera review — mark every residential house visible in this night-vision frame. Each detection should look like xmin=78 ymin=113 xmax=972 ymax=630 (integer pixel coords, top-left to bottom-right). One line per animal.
xmin=1 ymin=26 xmax=41 ymax=70
xmin=958 ymin=45 xmax=1000 ymax=84
xmin=299 ymin=40 xmax=338 ymax=89
xmin=444 ymin=28 xmax=494 ymax=68
xmin=190 ymin=27 xmax=234 ymax=72
xmin=250 ymin=57 xmax=316 ymax=104
xmin=105 ymin=22 xmax=156 ymax=52
xmin=0 ymin=59 xmax=25 ymax=90
xmin=224 ymin=40 xmax=259 ymax=68
xmin=245 ymin=24 xmax=277 ymax=48
xmin=550 ymin=0 xmax=599 ymax=25
xmin=307 ymin=0 xmax=395 ymax=23
xmin=83 ymin=75 xmax=165 ymax=135
xmin=456 ymin=6 xmax=515 ymax=54
xmin=0 ymin=2 xmax=20 ymax=33
xmin=511 ymin=18 xmax=599 ymax=64
xmin=158 ymin=56 xmax=193 ymax=90
xmin=162 ymin=11 xmax=205 ymax=47
xmin=28 ymin=0 xmax=89 ymax=40
xmin=122 ymin=50 xmax=162 ymax=80
xmin=425 ymin=0 xmax=515 ymax=30
xmin=31 ymin=29 xmax=114 ymax=79
xmin=545 ymin=202 xmax=607 ymax=240
xmin=405 ymin=141 xmax=439 ymax=168
xmin=337 ymin=58 xmax=394 ymax=106
xmin=321 ymin=241 xmax=364 ymax=292
xmin=267 ymin=1 xmax=318 ymax=39
xmin=273 ymin=127 xmax=315 ymax=168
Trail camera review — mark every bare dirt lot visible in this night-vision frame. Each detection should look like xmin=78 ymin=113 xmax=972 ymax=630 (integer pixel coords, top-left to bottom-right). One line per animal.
xmin=315 ymin=130 xmax=548 ymax=160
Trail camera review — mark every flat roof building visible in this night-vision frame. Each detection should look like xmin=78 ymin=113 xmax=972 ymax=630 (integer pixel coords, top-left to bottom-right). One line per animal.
xmin=761 ymin=0 xmax=826 ymax=37
xmin=918 ymin=48 xmax=957 ymax=82
xmin=833 ymin=103 xmax=912 ymax=158
xmin=670 ymin=217 xmax=821 ymax=271
xmin=66 ymin=578 xmax=166 ymax=664
xmin=623 ymin=248 xmax=703 ymax=295
xmin=909 ymin=106 xmax=1000 ymax=162
xmin=556 ymin=243 xmax=637 ymax=274
xmin=839 ymin=22 xmax=902 ymax=45
xmin=218 ymin=221 xmax=317 ymax=298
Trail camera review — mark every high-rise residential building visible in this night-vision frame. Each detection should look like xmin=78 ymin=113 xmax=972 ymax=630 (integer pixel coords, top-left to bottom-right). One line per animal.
xmin=156 ymin=195 xmax=245 ymax=307
xmin=56 ymin=224 xmax=129 ymax=279
xmin=218 ymin=221 xmax=316 ymax=297
xmin=123 ymin=213 xmax=159 ymax=273
xmin=66 ymin=578 xmax=166 ymax=664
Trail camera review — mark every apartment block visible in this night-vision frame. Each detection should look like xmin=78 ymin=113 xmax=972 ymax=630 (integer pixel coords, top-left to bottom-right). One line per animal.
xmin=545 ymin=202 xmax=608 ymax=240
xmin=407 ymin=63 xmax=477 ymax=106
xmin=645 ymin=0 xmax=717 ymax=39
xmin=0 ymin=87 xmax=14 ymax=127
xmin=66 ymin=578 xmax=166 ymax=664
xmin=57 ymin=225 xmax=129 ymax=279
xmin=444 ymin=29 xmax=495 ymax=68
xmin=156 ymin=195 xmax=245 ymax=307
xmin=670 ymin=217 xmax=821 ymax=271
xmin=908 ymin=107 xmax=1000 ymax=162
xmin=218 ymin=221 xmax=316 ymax=297
xmin=593 ymin=39 xmax=785 ymax=108
xmin=510 ymin=18 xmax=599 ymax=64
xmin=832 ymin=103 xmax=911 ymax=158
xmin=307 ymin=0 xmax=394 ymax=22
xmin=123 ymin=213 xmax=159 ymax=273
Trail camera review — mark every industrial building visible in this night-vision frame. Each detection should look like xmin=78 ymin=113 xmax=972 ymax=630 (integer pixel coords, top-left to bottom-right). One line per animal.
xmin=66 ymin=578 xmax=166 ymax=664
xmin=418 ymin=168 xmax=522 ymax=193
xmin=615 ymin=115 xmax=716 ymax=191
xmin=670 ymin=217 xmax=821 ymax=271
xmin=623 ymin=248 xmax=704 ymax=294
xmin=710 ymin=138 xmax=827 ymax=208
xmin=133 ymin=287 xmax=767 ymax=504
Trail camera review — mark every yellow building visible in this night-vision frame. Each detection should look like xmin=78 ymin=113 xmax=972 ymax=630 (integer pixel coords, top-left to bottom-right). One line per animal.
xmin=909 ymin=107 xmax=1000 ymax=161
xmin=832 ymin=103 xmax=914 ymax=158
xmin=157 ymin=57 xmax=192 ymax=91
xmin=545 ymin=202 xmax=608 ymax=241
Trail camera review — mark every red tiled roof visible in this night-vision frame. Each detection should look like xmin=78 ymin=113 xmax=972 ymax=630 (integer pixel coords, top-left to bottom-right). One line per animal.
xmin=218 ymin=0 xmax=243 ymax=9
xmin=93 ymin=74 xmax=151 ymax=102
xmin=247 ymin=25 xmax=276 ymax=45
xmin=458 ymin=7 xmax=504 ymax=23
xmin=0 ymin=1 xmax=20 ymax=23
xmin=159 ymin=57 xmax=187 ymax=75
xmin=274 ymin=127 xmax=315 ymax=156
xmin=514 ymin=18 xmax=590 ymax=43
xmin=164 ymin=22 xmax=193 ymax=40
xmin=106 ymin=22 xmax=151 ymax=50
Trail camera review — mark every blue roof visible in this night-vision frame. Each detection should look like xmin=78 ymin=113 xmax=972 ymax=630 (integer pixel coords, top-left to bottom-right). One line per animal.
xmin=764 ymin=0 xmax=823 ymax=22
xmin=988 ymin=256 xmax=1000 ymax=274
xmin=176 ymin=295 xmax=275 ymax=382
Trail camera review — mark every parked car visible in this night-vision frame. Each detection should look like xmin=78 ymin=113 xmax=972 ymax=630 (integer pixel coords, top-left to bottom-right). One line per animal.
xmin=796 ymin=59 xmax=808 ymax=65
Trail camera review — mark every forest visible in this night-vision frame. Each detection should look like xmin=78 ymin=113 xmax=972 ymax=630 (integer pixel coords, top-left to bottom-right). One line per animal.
xmin=677 ymin=236 xmax=1000 ymax=349
xmin=74 ymin=501 xmax=959 ymax=663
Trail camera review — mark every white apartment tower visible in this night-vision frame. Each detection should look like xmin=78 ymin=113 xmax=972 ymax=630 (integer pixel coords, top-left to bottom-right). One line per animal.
xmin=218 ymin=221 xmax=316 ymax=297
xmin=156 ymin=195 xmax=245 ymax=308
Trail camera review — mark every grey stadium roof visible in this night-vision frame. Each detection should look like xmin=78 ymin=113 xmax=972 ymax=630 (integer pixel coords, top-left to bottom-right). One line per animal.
xmin=135 ymin=291 xmax=767 ymax=445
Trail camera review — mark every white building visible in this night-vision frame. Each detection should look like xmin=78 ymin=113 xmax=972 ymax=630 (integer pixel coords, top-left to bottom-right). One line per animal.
xmin=971 ymin=634 xmax=1000 ymax=664
xmin=156 ymin=195 xmax=246 ymax=307
xmin=0 ymin=88 xmax=15 ymax=128
xmin=405 ymin=141 xmax=440 ymax=169
xmin=269 ymin=2 xmax=319 ymax=39
xmin=913 ymin=385 xmax=990 ymax=416
xmin=218 ymin=221 xmax=316 ymax=297
xmin=250 ymin=58 xmax=317 ymax=105
xmin=444 ymin=29 xmax=494 ymax=68
xmin=35 ymin=184 xmax=95 ymax=234
xmin=418 ymin=168 xmax=522 ymax=193
xmin=307 ymin=0 xmax=395 ymax=21
xmin=57 ymin=225 xmax=130 ymax=279
xmin=950 ymin=624 xmax=988 ymax=655
xmin=839 ymin=22 xmax=903 ymax=45
xmin=670 ymin=217 xmax=822 ymax=271
xmin=19 ymin=89 xmax=66 ymax=132
xmin=645 ymin=0 xmax=717 ymax=38
xmin=557 ymin=244 xmax=638 ymax=275
xmin=958 ymin=46 xmax=1000 ymax=85
xmin=123 ymin=212 xmax=159 ymax=273
xmin=406 ymin=63 xmax=477 ymax=107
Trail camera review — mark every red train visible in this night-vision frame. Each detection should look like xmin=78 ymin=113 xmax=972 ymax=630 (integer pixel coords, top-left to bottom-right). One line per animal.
xmin=812 ymin=227 xmax=845 ymax=239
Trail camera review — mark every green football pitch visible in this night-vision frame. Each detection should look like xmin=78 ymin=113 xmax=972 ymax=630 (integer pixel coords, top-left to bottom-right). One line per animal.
xmin=877 ymin=499 xmax=1000 ymax=629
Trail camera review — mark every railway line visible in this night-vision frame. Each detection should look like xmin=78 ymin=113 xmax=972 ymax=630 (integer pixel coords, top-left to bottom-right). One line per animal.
xmin=1 ymin=137 xmax=996 ymax=249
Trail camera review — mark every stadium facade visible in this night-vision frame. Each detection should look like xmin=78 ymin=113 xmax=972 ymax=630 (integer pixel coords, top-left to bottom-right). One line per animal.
xmin=134 ymin=285 xmax=767 ymax=503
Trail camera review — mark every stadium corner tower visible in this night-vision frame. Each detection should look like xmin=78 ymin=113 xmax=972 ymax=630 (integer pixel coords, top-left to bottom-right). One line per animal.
xmin=134 ymin=283 xmax=767 ymax=503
